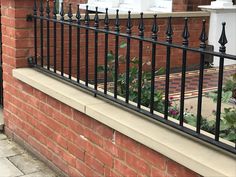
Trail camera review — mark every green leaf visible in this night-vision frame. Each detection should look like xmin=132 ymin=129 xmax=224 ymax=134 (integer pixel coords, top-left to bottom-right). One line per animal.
xmin=97 ymin=65 xmax=105 ymax=73
xmin=107 ymin=53 xmax=114 ymax=62
xmin=119 ymin=42 xmax=127 ymax=49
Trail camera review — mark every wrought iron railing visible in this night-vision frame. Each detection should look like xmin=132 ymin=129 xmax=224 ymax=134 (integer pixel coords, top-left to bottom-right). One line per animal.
xmin=30 ymin=0 xmax=236 ymax=154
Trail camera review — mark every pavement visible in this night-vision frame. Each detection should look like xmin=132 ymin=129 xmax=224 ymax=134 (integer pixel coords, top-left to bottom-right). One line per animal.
xmin=0 ymin=133 xmax=59 ymax=177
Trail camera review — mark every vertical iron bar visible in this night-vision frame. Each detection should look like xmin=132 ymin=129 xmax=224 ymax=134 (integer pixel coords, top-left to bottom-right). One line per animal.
xmin=164 ymin=17 xmax=173 ymax=119
xmin=33 ymin=0 xmax=37 ymax=65
xmin=46 ymin=0 xmax=50 ymax=70
xmin=40 ymin=0 xmax=44 ymax=67
xmin=196 ymin=20 xmax=208 ymax=133
xmin=68 ymin=4 xmax=73 ymax=79
xmin=150 ymin=15 xmax=158 ymax=114
xmin=114 ymin=10 xmax=120 ymax=99
xmin=94 ymin=7 xmax=99 ymax=92
xmin=215 ymin=22 xmax=227 ymax=141
xmin=125 ymin=11 xmax=132 ymax=103
xmin=179 ymin=18 xmax=190 ymax=126
xmin=104 ymin=8 xmax=109 ymax=94
xmin=84 ymin=6 xmax=90 ymax=86
xmin=76 ymin=5 xmax=81 ymax=82
xmin=137 ymin=13 xmax=144 ymax=109
xmin=53 ymin=0 xmax=57 ymax=73
xmin=60 ymin=3 xmax=65 ymax=76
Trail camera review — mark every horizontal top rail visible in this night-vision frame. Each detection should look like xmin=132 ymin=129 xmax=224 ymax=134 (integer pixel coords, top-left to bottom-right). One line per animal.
xmin=35 ymin=15 xmax=236 ymax=60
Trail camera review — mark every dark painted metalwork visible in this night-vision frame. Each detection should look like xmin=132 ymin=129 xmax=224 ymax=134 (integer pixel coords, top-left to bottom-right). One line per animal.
xmin=137 ymin=13 xmax=144 ymax=109
xmin=104 ymin=8 xmax=109 ymax=94
xmin=94 ymin=7 xmax=99 ymax=92
xmin=46 ymin=0 xmax=50 ymax=70
xmin=164 ymin=17 xmax=173 ymax=119
xmin=125 ymin=11 xmax=132 ymax=104
xmin=114 ymin=10 xmax=120 ymax=99
xmin=84 ymin=6 xmax=90 ymax=86
xmin=76 ymin=5 xmax=81 ymax=83
xmin=197 ymin=20 xmax=208 ymax=133
xmin=215 ymin=23 xmax=227 ymax=141
xmin=150 ymin=15 xmax=158 ymax=114
xmin=60 ymin=2 xmax=64 ymax=76
xmin=31 ymin=5 xmax=236 ymax=154
xmin=53 ymin=0 xmax=57 ymax=73
xmin=68 ymin=4 xmax=73 ymax=79
xmin=40 ymin=0 xmax=44 ymax=67
xmin=179 ymin=18 xmax=190 ymax=126
xmin=34 ymin=0 xmax=37 ymax=65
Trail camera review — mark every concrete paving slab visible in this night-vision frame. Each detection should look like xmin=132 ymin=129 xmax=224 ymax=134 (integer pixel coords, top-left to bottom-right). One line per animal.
xmin=9 ymin=153 xmax=49 ymax=175
xmin=19 ymin=171 xmax=58 ymax=177
xmin=0 ymin=158 xmax=24 ymax=177
xmin=0 ymin=140 xmax=24 ymax=158
xmin=0 ymin=133 xmax=7 ymax=140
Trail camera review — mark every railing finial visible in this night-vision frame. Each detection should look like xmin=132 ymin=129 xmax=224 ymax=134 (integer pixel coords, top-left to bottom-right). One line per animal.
xmin=84 ymin=5 xmax=90 ymax=26
xmin=33 ymin=0 xmax=37 ymax=15
xmin=126 ymin=11 xmax=132 ymax=34
xmin=166 ymin=16 xmax=173 ymax=43
xmin=94 ymin=7 xmax=99 ymax=28
xmin=138 ymin=12 xmax=144 ymax=37
xmin=53 ymin=0 xmax=57 ymax=19
xmin=199 ymin=19 xmax=208 ymax=48
xmin=115 ymin=9 xmax=120 ymax=32
xmin=104 ymin=8 xmax=109 ymax=30
xmin=76 ymin=5 xmax=81 ymax=24
xmin=152 ymin=14 xmax=158 ymax=40
xmin=218 ymin=22 xmax=228 ymax=53
xmin=182 ymin=17 xmax=190 ymax=46
xmin=60 ymin=2 xmax=64 ymax=21
xmin=46 ymin=0 xmax=50 ymax=18
xmin=68 ymin=3 xmax=73 ymax=22
xmin=39 ymin=0 xmax=44 ymax=16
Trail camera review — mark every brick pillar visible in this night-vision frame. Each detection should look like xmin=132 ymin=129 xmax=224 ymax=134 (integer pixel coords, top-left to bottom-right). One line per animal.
xmin=1 ymin=0 xmax=34 ymax=69
xmin=1 ymin=0 xmax=35 ymax=131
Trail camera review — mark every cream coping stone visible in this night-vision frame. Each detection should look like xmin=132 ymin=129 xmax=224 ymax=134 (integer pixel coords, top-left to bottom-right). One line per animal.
xmin=13 ymin=68 xmax=236 ymax=177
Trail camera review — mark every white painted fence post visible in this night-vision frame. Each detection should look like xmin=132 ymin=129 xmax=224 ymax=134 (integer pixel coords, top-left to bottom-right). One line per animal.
xmin=199 ymin=0 xmax=236 ymax=66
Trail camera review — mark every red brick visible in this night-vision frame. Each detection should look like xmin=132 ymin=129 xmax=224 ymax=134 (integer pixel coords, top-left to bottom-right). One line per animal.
xmin=126 ymin=152 xmax=151 ymax=176
xmin=139 ymin=146 xmax=166 ymax=170
xmin=114 ymin=159 xmax=137 ymax=177
xmin=151 ymin=167 xmax=167 ymax=177
xmin=68 ymin=141 xmax=85 ymax=161
xmin=115 ymin=132 xmax=140 ymax=155
xmin=103 ymin=139 xmax=125 ymax=161
xmin=166 ymin=160 xmax=199 ymax=177
xmin=68 ymin=166 xmax=83 ymax=177
xmin=76 ymin=159 xmax=96 ymax=177
xmin=84 ymin=153 xmax=105 ymax=175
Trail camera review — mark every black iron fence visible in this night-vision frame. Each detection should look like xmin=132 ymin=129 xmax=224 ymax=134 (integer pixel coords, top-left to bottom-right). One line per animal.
xmin=31 ymin=0 xmax=236 ymax=154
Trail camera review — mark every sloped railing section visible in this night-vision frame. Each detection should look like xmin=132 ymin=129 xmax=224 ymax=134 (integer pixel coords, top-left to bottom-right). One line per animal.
xmin=30 ymin=0 xmax=236 ymax=154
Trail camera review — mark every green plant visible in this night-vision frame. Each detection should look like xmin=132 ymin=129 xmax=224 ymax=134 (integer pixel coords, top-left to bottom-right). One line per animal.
xmin=220 ymin=107 xmax=236 ymax=141
xmin=98 ymin=42 xmax=165 ymax=112
xmin=206 ymin=91 xmax=232 ymax=103
xmin=223 ymin=73 xmax=236 ymax=93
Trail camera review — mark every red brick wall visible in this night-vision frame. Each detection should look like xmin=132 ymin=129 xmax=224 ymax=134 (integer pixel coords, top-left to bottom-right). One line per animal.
xmin=1 ymin=0 xmax=202 ymax=176
xmin=3 ymin=82 xmax=200 ymax=177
